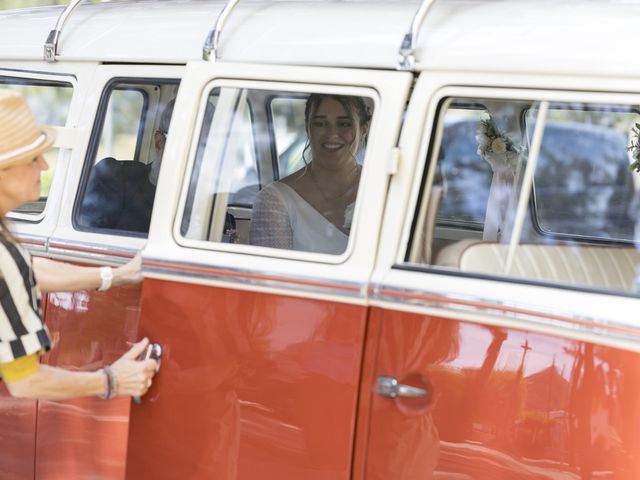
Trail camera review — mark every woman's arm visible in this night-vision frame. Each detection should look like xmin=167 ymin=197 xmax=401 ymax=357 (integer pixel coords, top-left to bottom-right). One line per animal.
xmin=33 ymin=252 xmax=143 ymax=293
xmin=5 ymin=338 xmax=157 ymax=401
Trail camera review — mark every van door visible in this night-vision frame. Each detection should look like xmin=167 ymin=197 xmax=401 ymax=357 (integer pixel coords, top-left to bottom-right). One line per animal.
xmin=35 ymin=65 xmax=182 ymax=480
xmin=0 ymin=64 xmax=90 ymax=480
xmin=125 ymin=61 xmax=411 ymax=479
xmin=360 ymin=72 xmax=640 ymax=478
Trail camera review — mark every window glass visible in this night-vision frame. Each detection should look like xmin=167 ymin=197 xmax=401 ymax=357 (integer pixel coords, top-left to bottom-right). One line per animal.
xmin=271 ymin=96 xmax=307 ymax=177
xmin=437 ymin=106 xmax=493 ymax=227
xmin=1 ymin=77 xmax=73 ymax=216
xmin=96 ymin=89 xmax=145 ymax=162
xmin=76 ymin=80 xmax=179 ymax=236
xmin=525 ymin=105 xmax=637 ymax=241
xmin=181 ymin=87 xmax=374 ymax=256
xmin=408 ymin=96 xmax=640 ymax=294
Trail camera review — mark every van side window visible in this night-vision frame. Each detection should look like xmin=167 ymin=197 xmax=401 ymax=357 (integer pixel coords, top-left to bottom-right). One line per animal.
xmin=75 ymin=80 xmax=179 ymax=236
xmin=1 ymin=77 xmax=72 ymax=217
xmin=180 ymin=87 xmax=374 ymax=256
xmin=407 ymin=96 xmax=640 ymax=293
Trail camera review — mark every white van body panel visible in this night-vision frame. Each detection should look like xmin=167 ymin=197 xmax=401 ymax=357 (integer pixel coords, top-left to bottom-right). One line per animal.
xmin=0 ymin=0 xmax=638 ymax=77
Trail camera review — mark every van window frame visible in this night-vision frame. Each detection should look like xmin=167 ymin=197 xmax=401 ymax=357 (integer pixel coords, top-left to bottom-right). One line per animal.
xmin=400 ymin=85 xmax=640 ymax=297
xmin=174 ymin=79 xmax=380 ymax=264
xmin=72 ymin=76 xmax=179 ymax=237
xmin=1 ymin=73 xmax=74 ymax=223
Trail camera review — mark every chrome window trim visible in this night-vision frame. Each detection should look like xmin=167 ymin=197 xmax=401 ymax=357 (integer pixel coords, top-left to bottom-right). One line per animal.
xmin=371 ymin=282 xmax=640 ymax=346
xmin=16 ymin=233 xmax=48 ymax=255
xmin=142 ymin=257 xmax=364 ymax=299
xmin=48 ymin=238 xmax=136 ymax=265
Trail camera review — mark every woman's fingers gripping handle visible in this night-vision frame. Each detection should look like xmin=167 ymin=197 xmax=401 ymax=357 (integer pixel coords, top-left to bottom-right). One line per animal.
xmin=110 ymin=338 xmax=159 ymax=400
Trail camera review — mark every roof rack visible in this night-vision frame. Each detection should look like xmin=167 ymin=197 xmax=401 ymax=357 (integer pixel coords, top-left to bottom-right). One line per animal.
xmin=44 ymin=0 xmax=87 ymax=62
xmin=202 ymin=0 xmax=240 ymax=61
xmin=398 ymin=0 xmax=437 ymax=71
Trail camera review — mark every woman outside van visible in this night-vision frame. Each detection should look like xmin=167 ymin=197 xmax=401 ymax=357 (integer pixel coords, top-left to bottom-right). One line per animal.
xmin=250 ymin=93 xmax=371 ymax=254
xmin=0 ymin=89 xmax=157 ymax=400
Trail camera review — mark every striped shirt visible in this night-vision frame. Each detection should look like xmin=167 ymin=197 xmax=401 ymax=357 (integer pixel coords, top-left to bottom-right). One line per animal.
xmin=0 ymin=233 xmax=51 ymax=363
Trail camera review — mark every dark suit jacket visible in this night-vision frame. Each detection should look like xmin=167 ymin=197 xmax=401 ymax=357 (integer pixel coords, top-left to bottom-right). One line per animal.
xmin=79 ymin=157 xmax=156 ymax=234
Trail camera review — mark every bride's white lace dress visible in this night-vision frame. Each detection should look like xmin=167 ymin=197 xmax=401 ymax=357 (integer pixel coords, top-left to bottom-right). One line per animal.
xmin=249 ymin=182 xmax=351 ymax=255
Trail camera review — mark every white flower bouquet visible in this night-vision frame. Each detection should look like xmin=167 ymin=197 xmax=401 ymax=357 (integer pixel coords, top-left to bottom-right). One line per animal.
xmin=628 ymin=122 xmax=640 ymax=173
xmin=476 ymin=114 xmax=520 ymax=172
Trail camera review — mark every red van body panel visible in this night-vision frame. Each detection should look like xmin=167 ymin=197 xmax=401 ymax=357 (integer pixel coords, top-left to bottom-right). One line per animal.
xmin=0 ymin=386 xmax=36 ymax=479
xmin=126 ymin=276 xmax=367 ymax=479
xmin=34 ymin=284 xmax=141 ymax=479
xmin=361 ymin=307 xmax=640 ymax=479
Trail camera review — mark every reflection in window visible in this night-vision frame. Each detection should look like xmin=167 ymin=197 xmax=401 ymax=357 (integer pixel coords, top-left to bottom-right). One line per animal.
xmin=181 ymin=88 xmax=374 ymax=256
xmin=408 ymin=96 xmax=640 ymax=294
xmin=525 ymin=105 xmax=637 ymax=241
xmin=1 ymin=78 xmax=73 ymax=216
xmin=96 ymin=89 xmax=145 ymax=162
xmin=271 ymin=96 xmax=307 ymax=178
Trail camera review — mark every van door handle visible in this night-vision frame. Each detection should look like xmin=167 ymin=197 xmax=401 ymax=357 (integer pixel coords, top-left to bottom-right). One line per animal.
xmin=375 ymin=375 xmax=428 ymax=399
xmin=133 ymin=343 xmax=162 ymax=405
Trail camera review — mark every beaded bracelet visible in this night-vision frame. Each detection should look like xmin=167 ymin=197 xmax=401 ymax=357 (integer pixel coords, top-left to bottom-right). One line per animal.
xmin=98 ymin=366 xmax=116 ymax=400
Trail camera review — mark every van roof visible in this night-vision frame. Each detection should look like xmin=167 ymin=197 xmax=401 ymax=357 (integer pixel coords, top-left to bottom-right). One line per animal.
xmin=0 ymin=0 xmax=637 ymax=78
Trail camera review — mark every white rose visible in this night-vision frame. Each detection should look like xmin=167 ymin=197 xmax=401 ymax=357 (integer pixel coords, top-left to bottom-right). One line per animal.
xmin=491 ymin=137 xmax=507 ymax=154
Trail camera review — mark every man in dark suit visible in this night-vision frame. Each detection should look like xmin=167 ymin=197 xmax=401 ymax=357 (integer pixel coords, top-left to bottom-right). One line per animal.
xmin=79 ymin=100 xmax=175 ymax=234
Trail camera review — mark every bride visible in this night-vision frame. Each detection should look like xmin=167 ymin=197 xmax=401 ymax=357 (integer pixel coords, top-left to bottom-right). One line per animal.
xmin=250 ymin=93 xmax=371 ymax=254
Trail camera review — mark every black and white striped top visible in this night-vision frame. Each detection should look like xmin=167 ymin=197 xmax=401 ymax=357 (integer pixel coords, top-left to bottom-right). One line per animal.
xmin=0 ymin=232 xmax=52 ymax=363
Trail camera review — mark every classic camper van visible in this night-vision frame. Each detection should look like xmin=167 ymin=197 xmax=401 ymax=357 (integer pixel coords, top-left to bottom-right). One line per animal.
xmin=1 ymin=0 xmax=640 ymax=478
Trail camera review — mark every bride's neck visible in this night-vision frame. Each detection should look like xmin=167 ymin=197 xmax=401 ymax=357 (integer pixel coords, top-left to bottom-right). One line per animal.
xmin=310 ymin=160 xmax=358 ymax=182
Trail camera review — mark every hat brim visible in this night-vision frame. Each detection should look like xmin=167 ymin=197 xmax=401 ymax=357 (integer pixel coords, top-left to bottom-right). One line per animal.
xmin=0 ymin=125 xmax=56 ymax=170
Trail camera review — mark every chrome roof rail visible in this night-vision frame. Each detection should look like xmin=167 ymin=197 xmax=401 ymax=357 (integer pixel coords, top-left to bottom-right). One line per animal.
xmin=202 ymin=0 xmax=240 ymax=61
xmin=44 ymin=0 xmax=88 ymax=62
xmin=398 ymin=0 xmax=437 ymax=71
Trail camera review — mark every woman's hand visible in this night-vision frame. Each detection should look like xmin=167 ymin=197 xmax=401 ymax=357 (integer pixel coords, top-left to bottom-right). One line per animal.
xmin=110 ymin=337 xmax=158 ymax=398
xmin=112 ymin=251 xmax=143 ymax=287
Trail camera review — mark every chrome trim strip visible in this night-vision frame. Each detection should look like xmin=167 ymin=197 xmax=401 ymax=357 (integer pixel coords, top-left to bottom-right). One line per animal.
xmin=16 ymin=233 xmax=48 ymax=254
xmin=371 ymin=283 xmax=640 ymax=345
xmin=48 ymin=238 xmax=137 ymax=265
xmin=143 ymin=257 xmax=364 ymax=299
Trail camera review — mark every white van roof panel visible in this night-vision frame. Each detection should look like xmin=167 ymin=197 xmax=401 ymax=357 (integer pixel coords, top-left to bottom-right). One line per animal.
xmin=0 ymin=0 xmax=638 ymax=77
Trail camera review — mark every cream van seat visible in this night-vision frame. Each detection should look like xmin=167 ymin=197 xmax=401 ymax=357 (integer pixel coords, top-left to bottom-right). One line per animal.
xmin=434 ymin=240 xmax=640 ymax=291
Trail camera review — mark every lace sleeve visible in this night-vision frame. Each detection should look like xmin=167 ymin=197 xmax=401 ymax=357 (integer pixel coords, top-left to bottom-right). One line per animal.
xmin=249 ymin=183 xmax=293 ymax=249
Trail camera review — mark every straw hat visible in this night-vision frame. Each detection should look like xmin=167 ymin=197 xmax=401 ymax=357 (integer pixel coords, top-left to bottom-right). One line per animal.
xmin=0 ymin=89 xmax=55 ymax=170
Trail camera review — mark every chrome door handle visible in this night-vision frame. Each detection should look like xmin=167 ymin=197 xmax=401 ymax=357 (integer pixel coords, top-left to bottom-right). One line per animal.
xmin=375 ymin=375 xmax=428 ymax=399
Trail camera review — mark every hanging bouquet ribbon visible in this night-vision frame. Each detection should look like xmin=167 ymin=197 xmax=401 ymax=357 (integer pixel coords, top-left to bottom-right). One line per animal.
xmin=476 ymin=114 xmax=521 ymax=241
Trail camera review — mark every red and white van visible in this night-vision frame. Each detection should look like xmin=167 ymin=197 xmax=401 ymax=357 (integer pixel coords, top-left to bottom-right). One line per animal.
xmin=1 ymin=0 xmax=640 ymax=478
